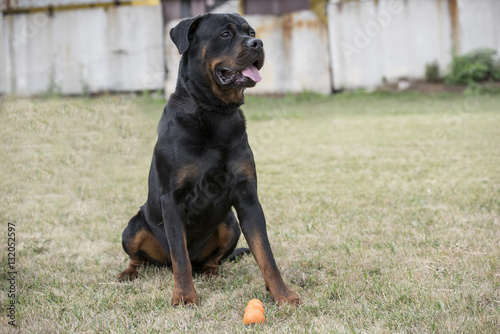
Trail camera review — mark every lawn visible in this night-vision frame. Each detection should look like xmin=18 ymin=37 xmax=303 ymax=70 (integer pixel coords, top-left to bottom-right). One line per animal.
xmin=1 ymin=91 xmax=499 ymax=333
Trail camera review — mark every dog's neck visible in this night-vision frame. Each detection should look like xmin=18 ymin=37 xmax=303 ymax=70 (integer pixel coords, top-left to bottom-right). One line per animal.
xmin=166 ymin=82 xmax=247 ymax=152
xmin=170 ymin=82 xmax=246 ymax=127
xmin=176 ymin=58 xmax=245 ymax=114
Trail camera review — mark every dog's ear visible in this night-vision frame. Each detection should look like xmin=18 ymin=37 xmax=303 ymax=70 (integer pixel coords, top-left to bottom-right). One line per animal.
xmin=170 ymin=15 xmax=203 ymax=54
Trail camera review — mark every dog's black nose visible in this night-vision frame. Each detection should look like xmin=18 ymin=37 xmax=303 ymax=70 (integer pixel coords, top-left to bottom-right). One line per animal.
xmin=246 ymin=38 xmax=263 ymax=51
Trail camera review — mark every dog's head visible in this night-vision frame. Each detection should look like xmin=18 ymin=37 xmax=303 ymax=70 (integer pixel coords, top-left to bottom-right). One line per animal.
xmin=170 ymin=13 xmax=265 ymax=106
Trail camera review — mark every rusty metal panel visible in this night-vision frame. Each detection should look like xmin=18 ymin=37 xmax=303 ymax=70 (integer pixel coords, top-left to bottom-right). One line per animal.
xmin=448 ymin=0 xmax=460 ymax=55
xmin=165 ymin=10 xmax=332 ymax=95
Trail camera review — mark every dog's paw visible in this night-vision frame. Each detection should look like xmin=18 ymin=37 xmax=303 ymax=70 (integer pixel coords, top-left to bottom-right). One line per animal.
xmin=201 ymin=265 xmax=220 ymax=278
xmin=117 ymin=268 xmax=139 ymax=282
xmin=271 ymin=288 xmax=302 ymax=306
xmin=172 ymin=291 xmax=200 ymax=307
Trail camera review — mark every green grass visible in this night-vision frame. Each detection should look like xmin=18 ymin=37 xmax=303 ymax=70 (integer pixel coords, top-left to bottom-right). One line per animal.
xmin=1 ymin=91 xmax=499 ymax=333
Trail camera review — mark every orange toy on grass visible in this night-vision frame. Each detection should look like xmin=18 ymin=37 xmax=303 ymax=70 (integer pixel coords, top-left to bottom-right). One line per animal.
xmin=247 ymin=299 xmax=263 ymax=307
xmin=245 ymin=303 xmax=265 ymax=314
xmin=243 ymin=299 xmax=265 ymax=325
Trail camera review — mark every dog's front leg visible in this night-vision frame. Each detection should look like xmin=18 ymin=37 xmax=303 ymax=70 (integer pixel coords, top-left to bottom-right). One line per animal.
xmin=233 ymin=181 xmax=302 ymax=306
xmin=161 ymin=195 xmax=199 ymax=307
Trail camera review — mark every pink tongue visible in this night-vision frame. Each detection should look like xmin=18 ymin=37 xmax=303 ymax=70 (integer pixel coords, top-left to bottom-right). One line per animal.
xmin=241 ymin=65 xmax=262 ymax=83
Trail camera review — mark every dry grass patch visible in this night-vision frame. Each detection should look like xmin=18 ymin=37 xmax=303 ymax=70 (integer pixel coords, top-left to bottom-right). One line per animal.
xmin=1 ymin=92 xmax=499 ymax=333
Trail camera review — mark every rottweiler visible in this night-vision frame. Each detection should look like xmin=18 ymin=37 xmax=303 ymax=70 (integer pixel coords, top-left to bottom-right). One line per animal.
xmin=118 ymin=13 xmax=301 ymax=307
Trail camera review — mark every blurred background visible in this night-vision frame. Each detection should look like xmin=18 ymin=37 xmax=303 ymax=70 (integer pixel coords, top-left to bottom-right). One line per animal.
xmin=1 ymin=0 xmax=499 ymax=97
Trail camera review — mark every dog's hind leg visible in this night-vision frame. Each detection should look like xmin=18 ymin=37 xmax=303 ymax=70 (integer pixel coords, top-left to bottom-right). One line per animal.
xmin=118 ymin=211 xmax=169 ymax=281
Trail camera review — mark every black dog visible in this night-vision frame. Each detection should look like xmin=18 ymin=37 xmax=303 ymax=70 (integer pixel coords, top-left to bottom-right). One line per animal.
xmin=118 ymin=13 xmax=301 ymax=307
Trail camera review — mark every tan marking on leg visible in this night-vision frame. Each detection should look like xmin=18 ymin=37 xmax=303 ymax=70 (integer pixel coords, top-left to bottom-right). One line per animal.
xmin=171 ymin=249 xmax=199 ymax=306
xmin=247 ymin=236 xmax=302 ymax=305
xmin=118 ymin=229 xmax=169 ymax=281
xmin=136 ymin=229 xmax=169 ymax=263
xmin=236 ymin=160 xmax=255 ymax=180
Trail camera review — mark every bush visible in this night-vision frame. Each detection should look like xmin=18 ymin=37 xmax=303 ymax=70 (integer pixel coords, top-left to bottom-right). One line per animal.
xmin=425 ymin=61 xmax=441 ymax=82
xmin=445 ymin=48 xmax=500 ymax=86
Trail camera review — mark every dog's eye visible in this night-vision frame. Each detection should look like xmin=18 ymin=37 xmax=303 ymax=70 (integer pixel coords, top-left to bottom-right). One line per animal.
xmin=249 ymin=31 xmax=256 ymax=38
xmin=220 ymin=31 xmax=232 ymax=38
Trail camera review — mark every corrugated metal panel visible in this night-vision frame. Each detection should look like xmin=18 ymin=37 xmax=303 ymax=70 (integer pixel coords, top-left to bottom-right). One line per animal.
xmin=4 ymin=5 xmax=164 ymax=95
xmin=327 ymin=0 xmax=500 ymax=90
xmin=0 ymin=15 xmax=5 ymax=94
xmin=328 ymin=0 xmax=453 ymax=90
xmin=457 ymin=0 xmax=500 ymax=54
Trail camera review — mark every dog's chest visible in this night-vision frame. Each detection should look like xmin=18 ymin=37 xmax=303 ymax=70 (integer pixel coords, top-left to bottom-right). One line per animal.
xmin=167 ymin=109 xmax=248 ymax=225
xmin=182 ymin=123 xmax=244 ymax=166
xmin=182 ymin=167 xmax=236 ymax=227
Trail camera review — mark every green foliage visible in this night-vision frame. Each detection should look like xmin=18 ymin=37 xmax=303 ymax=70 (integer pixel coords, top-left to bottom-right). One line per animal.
xmin=425 ymin=61 xmax=441 ymax=83
xmin=446 ymin=48 xmax=500 ymax=86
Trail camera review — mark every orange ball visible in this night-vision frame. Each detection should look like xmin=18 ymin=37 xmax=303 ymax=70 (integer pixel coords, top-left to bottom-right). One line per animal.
xmin=245 ymin=303 xmax=265 ymax=314
xmin=247 ymin=299 xmax=263 ymax=307
xmin=243 ymin=308 xmax=265 ymax=325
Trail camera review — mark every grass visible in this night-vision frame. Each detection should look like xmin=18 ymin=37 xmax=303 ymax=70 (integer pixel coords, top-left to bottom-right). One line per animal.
xmin=1 ymin=91 xmax=499 ymax=333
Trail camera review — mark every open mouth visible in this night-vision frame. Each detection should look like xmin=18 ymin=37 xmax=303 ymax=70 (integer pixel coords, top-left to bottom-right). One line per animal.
xmin=216 ymin=60 xmax=263 ymax=86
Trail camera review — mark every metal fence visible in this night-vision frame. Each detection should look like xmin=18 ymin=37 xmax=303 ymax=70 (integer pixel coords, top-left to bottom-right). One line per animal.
xmin=1 ymin=0 xmax=499 ymax=95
